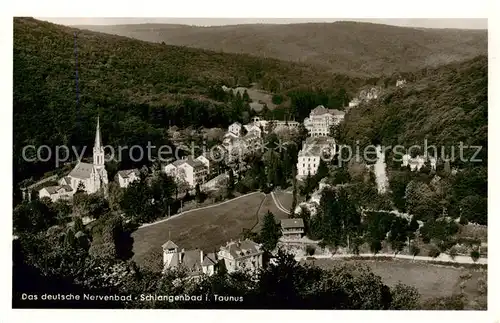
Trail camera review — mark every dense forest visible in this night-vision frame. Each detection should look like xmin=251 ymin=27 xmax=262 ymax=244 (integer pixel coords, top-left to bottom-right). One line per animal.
xmin=336 ymin=55 xmax=487 ymax=224
xmin=78 ymin=21 xmax=487 ymax=76
xmin=13 ymin=17 xmax=366 ymax=186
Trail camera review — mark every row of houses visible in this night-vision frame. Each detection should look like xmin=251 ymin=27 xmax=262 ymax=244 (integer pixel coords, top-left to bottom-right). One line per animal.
xmin=162 ymin=239 xmax=264 ymax=277
xmin=161 ymin=219 xmax=308 ymax=278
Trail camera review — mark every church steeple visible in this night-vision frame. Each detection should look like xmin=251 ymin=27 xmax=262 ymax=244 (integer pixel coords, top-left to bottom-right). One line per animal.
xmin=93 ymin=116 xmax=104 ymax=167
xmin=94 ymin=116 xmax=102 ymax=149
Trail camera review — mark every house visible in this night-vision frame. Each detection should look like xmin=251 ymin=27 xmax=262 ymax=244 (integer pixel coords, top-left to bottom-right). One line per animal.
xmin=303 ymin=105 xmax=345 ymax=137
xmin=243 ymin=123 xmax=262 ymax=137
xmin=164 ymin=156 xmax=208 ymax=188
xmin=217 ymin=239 xmax=263 ymax=274
xmin=349 ymin=98 xmax=361 ymax=108
xmin=162 ymin=240 xmax=218 ymax=277
xmin=195 ymin=154 xmax=212 ymax=174
xmin=401 ymin=154 xmax=436 ymax=172
xmin=39 ymin=185 xmax=74 ymax=202
xmin=296 ymin=137 xmax=336 ymax=178
xmin=38 ymin=117 xmax=109 ymax=201
xmin=228 ymin=122 xmax=242 ymax=137
xmin=396 ymin=79 xmax=407 ymax=88
xmin=117 ymin=169 xmax=140 ymax=188
xmin=281 ymin=218 xmax=305 ymax=240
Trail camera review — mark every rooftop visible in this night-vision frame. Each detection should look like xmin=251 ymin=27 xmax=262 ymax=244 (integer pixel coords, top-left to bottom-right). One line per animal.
xmin=117 ymin=168 xmax=140 ymax=179
xmin=281 ymin=218 xmax=305 ymax=229
xmin=162 ymin=240 xmax=179 ymax=250
xmin=310 ymin=105 xmax=346 ymax=117
xmin=220 ymin=239 xmax=262 ymax=259
xmin=68 ymin=162 xmax=95 ymax=179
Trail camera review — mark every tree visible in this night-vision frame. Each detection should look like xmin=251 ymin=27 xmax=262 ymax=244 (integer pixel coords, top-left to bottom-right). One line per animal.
xmin=390 ymin=282 xmax=421 ymax=310
xmin=227 ymin=169 xmax=235 ymax=196
xmin=13 ymin=199 xmax=56 ymax=234
xmin=470 ymin=249 xmax=480 ymax=262
xmin=73 ymin=193 xmax=109 ymax=220
xmin=300 ymin=173 xmax=315 ymax=200
xmin=242 ymin=89 xmax=250 ymax=102
xmin=260 ymin=211 xmax=281 ymax=252
xmin=410 ymin=245 xmax=420 ymax=259
xmin=388 ymin=217 xmax=409 ymax=254
xmin=428 ymin=246 xmax=441 ymax=258
xmin=448 ymin=247 xmax=458 ymax=260
xmin=151 ymin=172 xmax=177 ymax=210
xmin=459 ymin=195 xmax=487 ymax=225
xmin=290 ymin=167 xmax=298 ymax=215
xmin=195 ymin=183 xmax=204 ymax=203
xmin=120 ymin=177 xmax=155 ymax=223
xmin=305 ymin=245 xmax=315 ymax=256
xmin=404 ymin=180 xmax=440 ymax=220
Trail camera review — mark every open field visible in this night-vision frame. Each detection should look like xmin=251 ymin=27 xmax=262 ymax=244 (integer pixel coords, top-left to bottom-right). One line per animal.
xmin=304 ymin=258 xmax=487 ymax=307
xmin=253 ymin=194 xmax=290 ymax=232
xmin=232 ymin=87 xmax=276 ymax=111
xmin=132 ymin=192 xmax=266 ymax=271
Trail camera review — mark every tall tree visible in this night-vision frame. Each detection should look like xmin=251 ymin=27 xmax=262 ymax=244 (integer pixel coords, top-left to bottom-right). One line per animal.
xmin=260 ymin=211 xmax=281 ymax=252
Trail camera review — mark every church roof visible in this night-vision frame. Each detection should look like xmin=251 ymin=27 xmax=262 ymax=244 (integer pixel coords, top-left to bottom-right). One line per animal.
xmin=68 ymin=162 xmax=95 ymax=179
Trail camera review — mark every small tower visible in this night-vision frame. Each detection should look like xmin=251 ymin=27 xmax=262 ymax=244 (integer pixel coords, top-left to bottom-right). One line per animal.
xmin=162 ymin=240 xmax=179 ymax=269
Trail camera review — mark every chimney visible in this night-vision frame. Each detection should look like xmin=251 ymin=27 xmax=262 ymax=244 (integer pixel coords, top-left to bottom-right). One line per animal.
xmin=200 ymin=250 xmax=204 ymax=264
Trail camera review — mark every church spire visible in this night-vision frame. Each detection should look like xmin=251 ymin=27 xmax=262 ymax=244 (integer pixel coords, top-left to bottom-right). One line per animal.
xmin=94 ymin=116 xmax=102 ymax=149
xmin=93 ymin=115 xmax=105 ymax=168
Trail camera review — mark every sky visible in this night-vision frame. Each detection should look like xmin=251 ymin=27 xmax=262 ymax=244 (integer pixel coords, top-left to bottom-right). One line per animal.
xmin=38 ymin=18 xmax=488 ymax=29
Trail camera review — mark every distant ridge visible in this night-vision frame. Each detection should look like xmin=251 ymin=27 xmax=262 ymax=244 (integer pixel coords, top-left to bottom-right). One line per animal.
xmin=76 ymin=21 xmax=487 ymax=76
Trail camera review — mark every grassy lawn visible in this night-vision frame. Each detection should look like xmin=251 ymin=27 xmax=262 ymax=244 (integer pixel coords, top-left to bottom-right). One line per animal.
xmin=253 ymin=194 xmax=290 ymax=232
xmin=304 ymin=258 xmax=487 ymax=308
xmin=132 ymin=193 xmax=266 ymax=271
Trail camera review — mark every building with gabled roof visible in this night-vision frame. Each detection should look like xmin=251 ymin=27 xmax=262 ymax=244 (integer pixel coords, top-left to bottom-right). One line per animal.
xmin=162 ymin=240 xmax=219 ymax=277
xmin=38 ymin=117 xmax=109 ymax=201
xmin=217 ymin=239 xmax=263 ymax=274
xmin=117 ymin=169 xmax=140 ymax=188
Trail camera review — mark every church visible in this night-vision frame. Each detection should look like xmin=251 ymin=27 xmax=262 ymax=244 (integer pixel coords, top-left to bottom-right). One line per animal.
xmin=39 ymin=117 xmax=109 ymax=202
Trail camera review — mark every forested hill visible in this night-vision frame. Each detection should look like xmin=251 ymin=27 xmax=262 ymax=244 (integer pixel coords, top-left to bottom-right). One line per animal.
xmin=76 ymin=21 xmax=487 ymax=76
xmin=340 ymin=55 xmax=487 ymax=162
xmin=13 ymin=17 xmax=364 ymax=185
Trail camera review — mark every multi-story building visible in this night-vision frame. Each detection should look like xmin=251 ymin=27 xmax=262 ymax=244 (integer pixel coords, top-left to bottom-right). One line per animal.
xmin=217 ymin=239 xmax=263 ymax=274
xmin=280 ymin=218 xmax=305 ymax=240
xmin=296 ymin=137 xmax=336 ymax=178
xmin=303 ymin=105 xmax=345 ymax=137
xmin=164 ymin=156 xmax=208 ymax=188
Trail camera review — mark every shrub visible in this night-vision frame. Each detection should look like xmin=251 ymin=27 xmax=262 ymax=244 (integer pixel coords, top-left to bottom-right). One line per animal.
xmin=448 ymin=247 xmax=458 ymax=260
xmin=428 ymin=246 xmax=441 ymax=258
xmin=306 ymin=245 xmax=316 ymax=256
xmin=459 ymin=216 xmax=468 ymax=225
xmin=470 ymin=249 xmax=480 ymax=262
xmin=410 ymin=244 xmax=420 ymax=257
